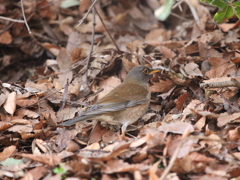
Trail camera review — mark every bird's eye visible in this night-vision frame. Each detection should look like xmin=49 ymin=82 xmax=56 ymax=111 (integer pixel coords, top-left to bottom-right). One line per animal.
xmin=143 ymin=68 xmax=149 ymax=74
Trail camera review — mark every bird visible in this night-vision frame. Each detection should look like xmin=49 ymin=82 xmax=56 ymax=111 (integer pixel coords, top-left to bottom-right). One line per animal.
xmin=60 ymin=65 xmax=160 ymax=138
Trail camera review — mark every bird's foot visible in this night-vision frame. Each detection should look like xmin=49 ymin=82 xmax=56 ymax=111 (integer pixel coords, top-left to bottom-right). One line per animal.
xmin=119 ymin=133 xmax=130 ymax=141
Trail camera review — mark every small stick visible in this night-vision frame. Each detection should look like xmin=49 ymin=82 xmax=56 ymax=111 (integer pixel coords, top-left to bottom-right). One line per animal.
xmin=200 ymin=78 xmax=240 ymax=89
xmin=76 ymin=0 xmax=98 ymax=27
xmin=60 ymin=79 xmax=69 ymax=110
xmin=85 ymin=0 xmax=96 ymax=85
xmin=94 ymin=7 xmax=120 ymax=52
xmin=20 ymin=0 xmax=32 ymax=34
xmin=0 ymin=16 xmax=24 ymax=23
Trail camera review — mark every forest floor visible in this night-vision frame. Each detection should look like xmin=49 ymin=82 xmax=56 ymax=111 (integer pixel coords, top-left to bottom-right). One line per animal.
xmin=1 ymin=0 xmax=240 ymax=180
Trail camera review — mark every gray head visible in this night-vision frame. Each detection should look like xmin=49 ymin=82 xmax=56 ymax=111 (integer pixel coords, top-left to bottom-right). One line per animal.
xmin=124 ymin=66 xmax=160 ymax=85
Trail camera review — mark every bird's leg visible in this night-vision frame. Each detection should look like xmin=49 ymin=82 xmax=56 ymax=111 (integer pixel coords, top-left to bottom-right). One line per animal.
xmin=120 ymin=123 xmax=129 ymax=140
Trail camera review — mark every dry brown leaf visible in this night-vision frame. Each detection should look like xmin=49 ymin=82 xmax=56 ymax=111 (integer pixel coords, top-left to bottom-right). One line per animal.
xmin=130 ymin=135 xmax=148 ymax=148
xmin=167 ymin=136 xmax=198 ymax=158
xmin=219 ymin=20 xmax=240 ymax=32
xmin=20 ymin=166 xmax=48 ymax=180
xmin=148 ymin=161 xmax=160 ymax=180
xmin=217 ymin=112 xmax=240 ymax=127
xmin=150 ymin=79 xmax=175 ymax=93
xmin=25 ymin=81 xmax=52 ymax=92
xmin=172 ymin=152 xmax=215 ymax=174
xmin=88 ymin=122 xmax=103 ymax=144
xmin=194 ymin=116 xmax=206 ymax=130
xmin=36 ymin=0 xmax=56 ymax=19
xmin=41 ymin=110 xmax=57 ymax=126
xmin=199 ymin=134 xmax=222 ymax=154
xmin=10 ymin=119 xmax=31 ymax=125
xmin=176 ymin=92 xmax=189 ymax=111
xmin=102 ymin=130 xmax=119 ymax=144
xmin=16 ymin=109 xmax=39 ymax=119
xmin=56 ymin=128 xmax=79 ymax=151
xmin=89 ymin=141 xmax=130 ymax=161
xmin=183 ymin=43 xmax=199 ymax=55
xmin=205 ymin=57 xmax=237 ymax=78
xmin=0 ymin=93 xmax=7 ymax=106
xmin=122 ymin=56 xmax=136 ymax=72
xmin=7 ymin=124 xmax=33 ymax=133
xmin=0 ymin=31 xmax=12 ymax=44
xmin=16 ymin=99 xmax=38 ymax=107
xmin=17 ymin=153 xmax=61 ymax=167
xmin=3 ymin=92 xmax=16 ymax=115
xmin=19 ymin=132 xmax=37 ymax=140
xmin=32 ymin=139 xmax=52 ymax=155
xmin=159 ymin=46 xmax=176 ymax=59
xmin=228 ymin=127 xmax=240 ymax=149
xmin=79 ymin=0 xmax=92 ymax=13
xmin=145 ymin=29 xmax=170 ymax=41
xmin=0 ymin=145 xmax=16 ymax=161
xmin=182 ymin=99 xmax=205 ymax=116
xmin=158 ymin=121 xmax=194 ymax=135
xmin=184 ymin=62 xmax=203 ymax=76
xmin=101 ymin=159 xmax=149 ymax=173
xmin=57 ymin=106 xmax=80 ymax=122
xmin=0 ymin=121 xmax=12 ymax=131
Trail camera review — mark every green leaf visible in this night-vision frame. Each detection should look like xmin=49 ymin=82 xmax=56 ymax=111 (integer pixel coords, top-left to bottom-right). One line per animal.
xmin=0 ymin=158 xmax=24 ymax=167
xmin=233 ymin=2 xmax=240 ymax=7
xmin=53 ymin=163 xmax=67 ymax=174
xmin=60 ymin=0 xmax=79 ymax=8
xmin=235 ymin=7 xmax=240 ymax=19
xmin=214 ymin=5 xmax=234 ymax=23
xmin=204 ymin=0 xmax=228 ymax=10
xmin=154 ymin=0 xmax=175 ymax=21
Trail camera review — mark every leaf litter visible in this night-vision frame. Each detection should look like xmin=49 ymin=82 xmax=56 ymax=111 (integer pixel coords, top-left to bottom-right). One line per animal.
xmin=1 ymin=0 xmax=240 ymax=179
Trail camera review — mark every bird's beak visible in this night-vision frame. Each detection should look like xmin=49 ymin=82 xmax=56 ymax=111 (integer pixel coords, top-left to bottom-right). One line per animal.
xmin=149 ymin=69 xmax=161 ymax=74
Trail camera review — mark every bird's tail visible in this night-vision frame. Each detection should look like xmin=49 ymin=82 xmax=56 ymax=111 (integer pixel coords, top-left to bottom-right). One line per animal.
xmin=60 ymin=115 xmax=90 ymax=126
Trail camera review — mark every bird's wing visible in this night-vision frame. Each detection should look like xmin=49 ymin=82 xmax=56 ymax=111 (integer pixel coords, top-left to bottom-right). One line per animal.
xmin=84 ymin=83 xmax=149 ymax=115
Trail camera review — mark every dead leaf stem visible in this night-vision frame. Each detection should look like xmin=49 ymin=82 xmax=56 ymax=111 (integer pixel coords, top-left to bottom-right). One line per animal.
xmin=85 ymin=0 xmax=96 ymax=86
xmin=94 ymin=4 xmax=120 ymax=52
xmin=20 ymin=0 xmax=31 ymax=34
xmin=200 ymin=78 xmax=240 ymax=88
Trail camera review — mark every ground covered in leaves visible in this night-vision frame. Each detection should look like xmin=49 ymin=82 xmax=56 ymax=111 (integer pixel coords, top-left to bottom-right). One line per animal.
xmin=1 ymin=0 xmax=240 ymax=180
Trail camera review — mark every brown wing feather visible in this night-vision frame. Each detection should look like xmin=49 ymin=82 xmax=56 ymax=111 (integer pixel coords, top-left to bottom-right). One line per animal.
xmin=96 ymin=83 xmax=149 ymax=105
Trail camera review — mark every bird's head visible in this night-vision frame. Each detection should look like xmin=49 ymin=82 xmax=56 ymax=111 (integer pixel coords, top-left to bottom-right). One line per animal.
xmin=124 ymin=66 xmax=160 ymax=85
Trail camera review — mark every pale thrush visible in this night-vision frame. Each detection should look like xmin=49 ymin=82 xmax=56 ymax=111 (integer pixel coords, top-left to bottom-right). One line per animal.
xmin=61 ymin=65 xmax=160 ymax=137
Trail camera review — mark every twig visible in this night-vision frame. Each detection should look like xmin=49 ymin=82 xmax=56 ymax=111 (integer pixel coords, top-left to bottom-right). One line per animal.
xmin=85 ymin=0 xmax=96 ymax=85
xmin=172 ymin=0 xmax=183 ymax=10
xmin=170 ymin=12 xmax=190 ymax=21
xmin=76 ymin=0 xmax=98 ymax=27
xmin=20 ymin=0 xmax=31 ymax=34
xmin=0 ymin=16 xmax=24 ymax=23
xmin=200 ymin=78 xmax=240 ymax=89
xmin=184 ymin=0 xmax=200 ymax=24
xmin=60 ymin=79 xmax=69 ymax=110
xmin=94 ymin=6 xmax=120 ymax=52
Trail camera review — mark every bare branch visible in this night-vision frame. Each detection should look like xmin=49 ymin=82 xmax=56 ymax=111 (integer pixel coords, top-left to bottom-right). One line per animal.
xmin=0 ymin=16 xmax=25 ymax=23
xmin=76 ymin=0 xmax=98 ymax=27
xmin=20 ymin=0 xmax=32 ymax=34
